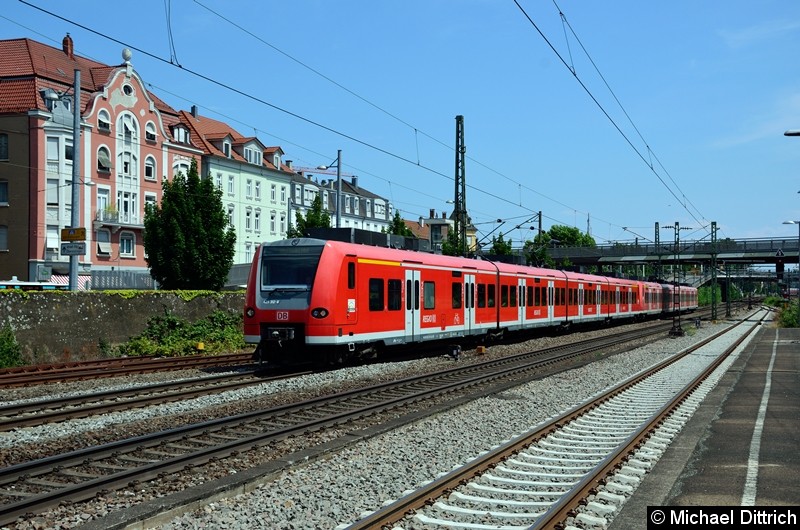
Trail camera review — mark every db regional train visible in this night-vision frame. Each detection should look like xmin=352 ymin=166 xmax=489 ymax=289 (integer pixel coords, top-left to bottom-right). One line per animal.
xmin=244 ymin=238 xmax=698 ymax=365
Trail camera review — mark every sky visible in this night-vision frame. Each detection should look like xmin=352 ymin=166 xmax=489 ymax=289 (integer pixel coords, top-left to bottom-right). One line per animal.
xmin=3 ymin=0 xmax=800 ymax=249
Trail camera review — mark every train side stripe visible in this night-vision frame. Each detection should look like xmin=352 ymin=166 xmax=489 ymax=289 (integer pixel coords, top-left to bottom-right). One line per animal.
xmin=357 ymin=258 xmax=401 ymax=266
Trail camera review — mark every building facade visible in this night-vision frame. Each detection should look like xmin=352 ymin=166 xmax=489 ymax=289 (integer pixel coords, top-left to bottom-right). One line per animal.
xmin=178 ymin=108 xmax=296 ymax=265
xmin=0 ymin=34 xmax=398 ymax=285
xmin=290 ymin=170 xmax=392 ymax=234
xmin=0 ymin=35 xmax=201 ymax=285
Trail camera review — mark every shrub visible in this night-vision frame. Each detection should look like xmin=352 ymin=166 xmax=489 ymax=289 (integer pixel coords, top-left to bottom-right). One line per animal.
xmin=778 ymin=301 xmax=799 ymax=328
xmin=0 ymin=322 xmax=24 ymax=368
xmin=113 ymin=309 xmax=245 ymax=357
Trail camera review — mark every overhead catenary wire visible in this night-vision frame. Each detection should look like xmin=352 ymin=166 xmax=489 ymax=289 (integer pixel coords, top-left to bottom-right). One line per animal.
xmin=514 ymin=0 xmax=709 ymax=235
xmin=13 ymin=0 xmax=641 ymax=240
xmin=15 ymin=2 xmax=580 ymax=230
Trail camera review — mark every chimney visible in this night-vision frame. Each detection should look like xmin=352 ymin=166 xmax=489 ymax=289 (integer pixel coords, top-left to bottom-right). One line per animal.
xmin=62 ymin=33 xmax=74 ymax=59
xmin=429 ymin=209 xmax=435 ymax=219
xmin=442 ymin=211 xmax=446 ymax=219
xmin=351 ymin=175 xmax=358 ymax=188
xmin=286 ymin=160 xmax=292 ymax=169
xmin=419 ymin=216 xmax=425 ymax=227
xmin=191 ymin=105 xmax=198 ymax=118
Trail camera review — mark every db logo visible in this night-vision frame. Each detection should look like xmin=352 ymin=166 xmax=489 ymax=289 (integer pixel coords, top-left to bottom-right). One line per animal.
xmin=276 ymin=311 xmax=289 ymax=320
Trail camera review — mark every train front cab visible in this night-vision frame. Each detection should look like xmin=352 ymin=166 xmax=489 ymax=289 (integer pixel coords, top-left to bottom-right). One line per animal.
xmin=244 ymin=238 xmax=329 ymax=364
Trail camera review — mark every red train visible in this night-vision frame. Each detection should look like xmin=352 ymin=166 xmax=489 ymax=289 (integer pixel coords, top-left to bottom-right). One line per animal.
xmin=244 ymin=238 xmax=698 ymax=364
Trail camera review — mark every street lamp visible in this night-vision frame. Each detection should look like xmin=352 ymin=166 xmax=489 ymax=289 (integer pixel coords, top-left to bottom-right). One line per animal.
xmin=783 ymin=220 xmax=800 ymax=301
xmin=317 ymin=149 xmax=342 ymax=228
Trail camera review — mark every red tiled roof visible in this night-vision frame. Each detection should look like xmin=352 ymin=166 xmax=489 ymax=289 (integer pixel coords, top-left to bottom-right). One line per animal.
xmin=405 ymin=220 xmax=430 ymax=240
xmin=179 ymin=111 xmax=282 ymax=170
xmin=0 ymin=36 xmax=179 ymax=117
xmin=0 ymin=78 xmax=37 ymax=113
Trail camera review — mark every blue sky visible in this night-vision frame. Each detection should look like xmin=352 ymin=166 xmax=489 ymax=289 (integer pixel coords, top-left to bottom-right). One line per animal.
xmin=4 ymin=0 xmax=800 ymax=248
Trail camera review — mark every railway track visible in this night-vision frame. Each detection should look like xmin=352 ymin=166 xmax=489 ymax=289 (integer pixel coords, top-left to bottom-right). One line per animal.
xmin=0 ymin=321 xmax=680 ymax=526
xmin=0 ymin=352 xmax=255 ymax=388
xmin=345 ymin=309 xmax=767 ymax=530
xmin=0 ymin=369 xmax=312 ymax=431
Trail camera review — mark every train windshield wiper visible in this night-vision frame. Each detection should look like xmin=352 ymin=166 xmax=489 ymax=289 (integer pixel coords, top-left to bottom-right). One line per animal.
xmin=264 ymin=286 xmax=310 ymax=294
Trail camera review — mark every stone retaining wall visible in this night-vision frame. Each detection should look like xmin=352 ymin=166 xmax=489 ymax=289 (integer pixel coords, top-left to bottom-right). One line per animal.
xmin=0 ymin=292 xmax=244 ymax=363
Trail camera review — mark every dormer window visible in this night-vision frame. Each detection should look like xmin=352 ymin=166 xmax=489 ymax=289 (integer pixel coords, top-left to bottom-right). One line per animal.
xmin=223 ymin=141 xmax=231 ymax=158
xmin=173 ymin=126 xmax=189 ymax=144
xmin=98 ymin=110 xmax=111 ymax=132
xmin=244 ymin=147 xmax=261 ymax=165
xmin=145 ymin=122 xmax=157 ymax=143
xmin=273 ymin=154 xmax=281 ymax=168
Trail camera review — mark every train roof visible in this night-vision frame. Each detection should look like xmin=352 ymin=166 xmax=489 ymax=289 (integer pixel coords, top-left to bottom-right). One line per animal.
xmin=263 ymin=238 xmax=674 ymax=289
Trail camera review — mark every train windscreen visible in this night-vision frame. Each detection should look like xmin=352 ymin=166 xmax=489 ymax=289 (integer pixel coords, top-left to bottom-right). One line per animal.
xmin=260 ymin=244 xmax=324 ymax=290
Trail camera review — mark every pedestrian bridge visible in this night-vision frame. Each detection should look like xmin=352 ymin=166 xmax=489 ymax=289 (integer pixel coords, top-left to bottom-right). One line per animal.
xmin=548 ymin=236 xmax=798 ymax=267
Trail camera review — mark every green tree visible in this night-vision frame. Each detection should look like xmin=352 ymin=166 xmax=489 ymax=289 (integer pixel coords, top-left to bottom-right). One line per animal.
xmin=441 ymin=228 xmax=468 ymax=257
xmin=489 ymin=232 xmax=512 ymax=255
xmin=523 ymin=225 xmax=595 ymax=268
xmin=144 ymin=158 xmax=236 ymax=290
xmin=287 ymin=195 xmax=331 ymax=237
xmin=386 ymin=210 xmax=414 ymax=237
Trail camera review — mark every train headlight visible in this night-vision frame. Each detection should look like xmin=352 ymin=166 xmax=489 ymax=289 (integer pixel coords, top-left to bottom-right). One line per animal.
xmin=311 ymin=307 xmax=329 ymax=319
xmin=245 ymin=307 xmax=255 ymax=318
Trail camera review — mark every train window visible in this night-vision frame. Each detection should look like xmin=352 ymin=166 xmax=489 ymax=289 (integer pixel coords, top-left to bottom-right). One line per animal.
xmin=487 ymin=284 xmax=496 ymax=308
xmin=348 ymin=262 xmax=355 ymax=289
xmin=451 ymin=282 xmax=462 ymax=309
xmin=501 ymin=285 xmax=508 ymax=307
xmin=526 ymin=286 xmax=533 ymax=306
xmin=534 ymin=287 xmax=541 ymax=306
xmin=406 ymin=280 xmax=412 ymax=310
xmin=423 ymin=282 xmax=435 ymax=310
xmin=510 ymin=285 xmax=517 ymax=307
xmin=477 ymin=283 xmax=486 ymax=308
xmin=388 ymin=279 xmax=402 ymax=311
xmin=369 ymin=279 xmax=384 ymax=311
xmin=519 ymin=286 xmax=525 ymax=307
xmin=414 ymin=280 xmax=420 ymax=310
xmin=451 ymin=270 xmax=462 ymax=278
xmin=468 ymin=282 xmax=474 ymax=308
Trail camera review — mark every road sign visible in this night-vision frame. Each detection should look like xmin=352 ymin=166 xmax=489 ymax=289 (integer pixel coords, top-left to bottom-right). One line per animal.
xmin=60 ymin=242 xmax=86 ymax=255
xmin=61 ymin=227 xmax=86 ymax=241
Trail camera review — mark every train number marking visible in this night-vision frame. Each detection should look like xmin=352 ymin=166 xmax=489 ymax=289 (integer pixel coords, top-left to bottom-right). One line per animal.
xmin=276 ymin=311 xmax=289 ymax=321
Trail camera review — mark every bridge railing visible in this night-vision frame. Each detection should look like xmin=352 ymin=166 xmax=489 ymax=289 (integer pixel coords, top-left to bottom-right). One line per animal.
xmin=549 ymin=237 xmax=799 ymax=261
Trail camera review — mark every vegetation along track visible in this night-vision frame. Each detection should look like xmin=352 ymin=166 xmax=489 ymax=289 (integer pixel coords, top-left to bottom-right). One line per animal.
xmin=0 ymin=320 xmax=682 ymax=526
xmin=346 ymin=309 xmax=767 ymax=530
xmin=0 ymin=352 xmax=255 ymax=388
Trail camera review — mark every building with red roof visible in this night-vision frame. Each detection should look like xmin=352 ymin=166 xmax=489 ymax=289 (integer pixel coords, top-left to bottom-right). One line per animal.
xmin=0 ymin=34 xmax=199 ymax=284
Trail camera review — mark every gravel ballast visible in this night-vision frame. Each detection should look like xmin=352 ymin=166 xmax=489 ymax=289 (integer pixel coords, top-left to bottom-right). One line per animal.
xmin=1 ymin=312 xmax=763 ymax=530
xmin=150 ymin=316 xmax=764 ymax=529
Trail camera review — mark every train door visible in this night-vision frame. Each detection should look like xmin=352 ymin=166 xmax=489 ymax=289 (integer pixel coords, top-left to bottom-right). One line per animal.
xmin=404 ymin=269 xmax=421 ymax=342
xmin=548 ymin=281 xmax=555 ymax=323
xmin=517 ymin=278 xmax=526 ymax=327
xmin=344 ymin=257 xmax=358 ymax=325
xmin=577 ymin=284 xmax=584 ymax=320
xmin=464 ymin=274 xmax=476 ymax=333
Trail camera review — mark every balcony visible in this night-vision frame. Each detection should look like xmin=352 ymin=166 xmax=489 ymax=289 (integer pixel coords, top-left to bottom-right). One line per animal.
xmin=93 ymin=208 xmax=142 ymax=232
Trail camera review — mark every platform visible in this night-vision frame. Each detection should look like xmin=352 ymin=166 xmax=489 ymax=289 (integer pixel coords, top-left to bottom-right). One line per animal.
xmin=609 ymin=324 xmax=800 ymax=529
